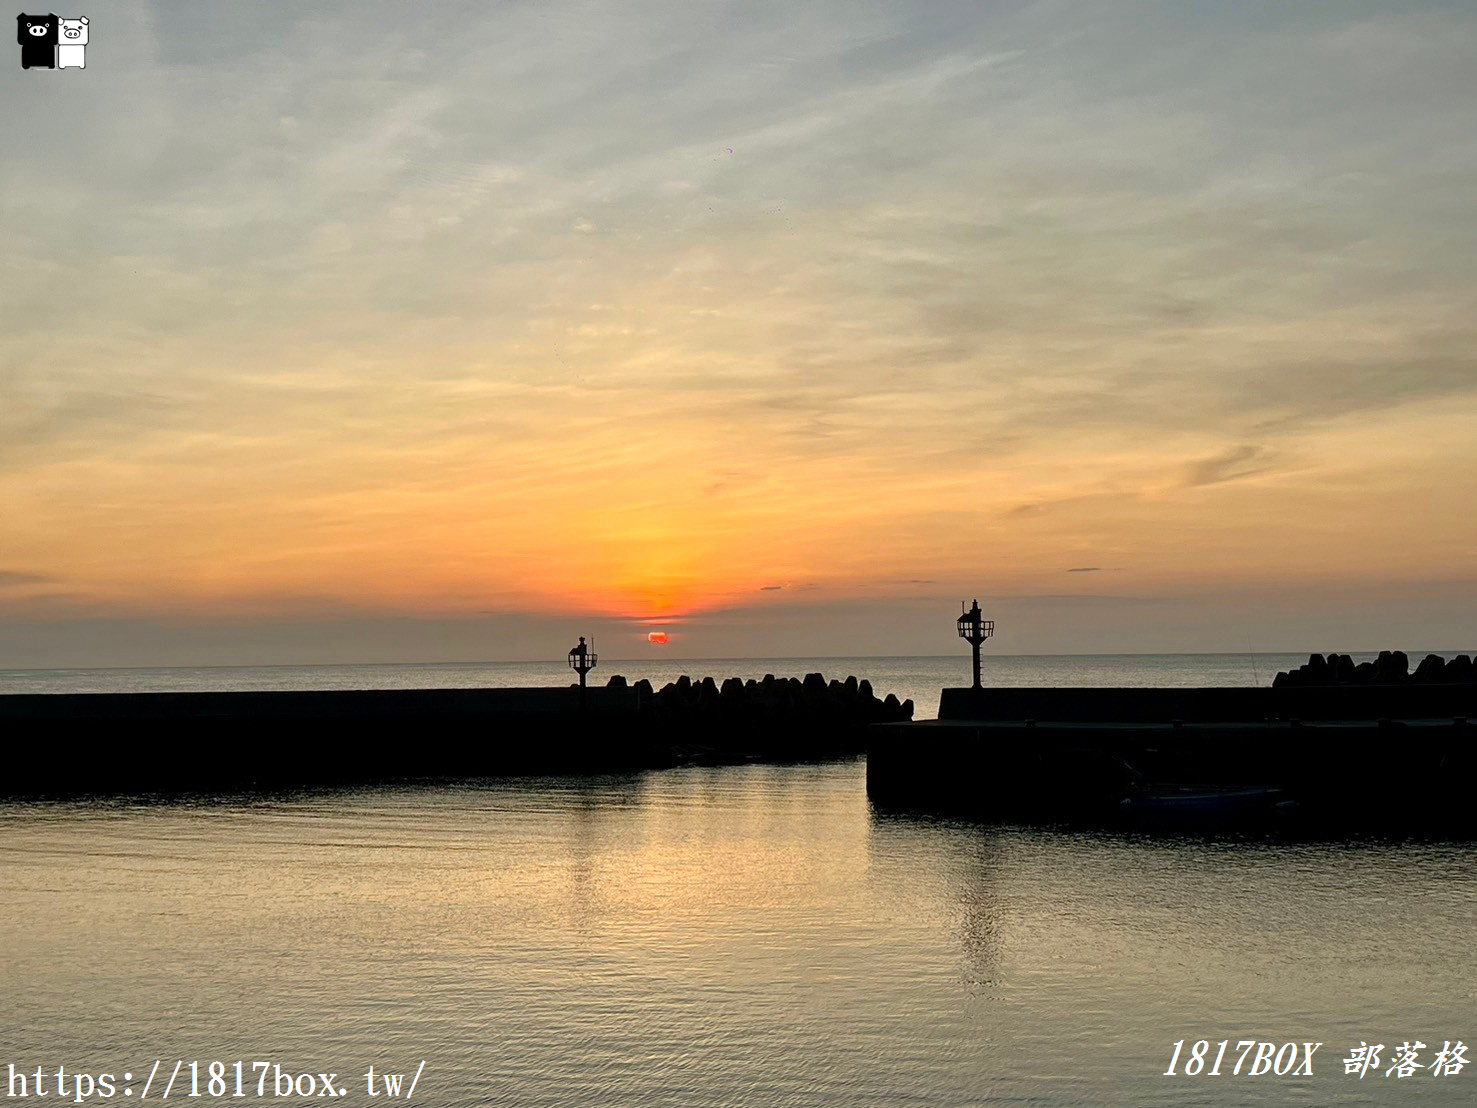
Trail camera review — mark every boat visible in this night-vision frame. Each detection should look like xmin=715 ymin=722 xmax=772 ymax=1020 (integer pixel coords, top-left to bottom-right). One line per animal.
xmin=1120 ymin=785 xmax=1289 ymax=827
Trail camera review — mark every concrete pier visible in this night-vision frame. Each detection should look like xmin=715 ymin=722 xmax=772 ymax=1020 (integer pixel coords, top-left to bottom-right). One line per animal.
xmin=868 ymin=685 xmax=1477 ymax=832
xmin=0 ymin=673 xmax=912 ymax=795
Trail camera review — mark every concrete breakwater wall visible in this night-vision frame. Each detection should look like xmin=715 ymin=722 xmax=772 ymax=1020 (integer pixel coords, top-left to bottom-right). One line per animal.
xmin=873 ymin=680 xmax=1477 ymax=832
xmin=868 ymin=716 xmax=1477 ymax=832
xmin=0 ymin=673 xmax=912 ymax=795
xmin=936 ymin=682 xmax=1477 ymax=723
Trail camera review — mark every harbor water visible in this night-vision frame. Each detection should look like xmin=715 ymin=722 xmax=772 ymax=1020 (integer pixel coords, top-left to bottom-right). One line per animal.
xmin=2 ymin=655 xmax=1473 ymax=1105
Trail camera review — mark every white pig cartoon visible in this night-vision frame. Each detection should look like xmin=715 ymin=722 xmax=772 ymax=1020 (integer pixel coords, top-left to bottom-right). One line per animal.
xmin=57 ymin=16 xmax=86 ymax=69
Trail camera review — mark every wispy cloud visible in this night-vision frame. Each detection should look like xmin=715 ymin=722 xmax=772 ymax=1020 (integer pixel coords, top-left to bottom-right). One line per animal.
xmin=0 ymin=571 xmax=52 ymax=588
xmin=1182 ymin=445 xmax=1276 ymax=488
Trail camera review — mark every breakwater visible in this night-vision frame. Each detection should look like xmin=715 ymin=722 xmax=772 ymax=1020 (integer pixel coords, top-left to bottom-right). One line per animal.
xmin=870 ymin=671 xmax=1477 ymax=833
xmin=0 ymin=672 xmax=912 ymax=795
xmin=934 ymin=681 xmax=1477 ymax=722
xmin=1275 ymin=650 xmax=1476 ymax=686
xmin=618 ymin=671 xmax=912 ymax=755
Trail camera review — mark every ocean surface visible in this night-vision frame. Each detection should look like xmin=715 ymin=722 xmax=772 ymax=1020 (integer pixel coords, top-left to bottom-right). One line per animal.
xmin=1 ymin=650 xmax=1459 ymax=718
xmin=2 ymin=766 xmax=1472 ymax=1107
xmin=3 ymin=654 xmax=1473 ymax=1105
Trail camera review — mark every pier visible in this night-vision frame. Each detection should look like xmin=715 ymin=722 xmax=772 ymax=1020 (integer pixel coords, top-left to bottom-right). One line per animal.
xmin=0 ymin=672 xmax=913 ymax=795
xmin=867 ymin=613 xmax=1477 ymax=832
xmin=869 ymin=679 xmax=1477 ymax=833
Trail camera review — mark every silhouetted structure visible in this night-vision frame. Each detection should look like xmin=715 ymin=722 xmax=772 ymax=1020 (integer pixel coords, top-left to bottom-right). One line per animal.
xmin=1274 ymin=650 xmax=1477 ymax=687
xmin=871 ymin=634 xmax=1477 ymax=833
xmin=956 ymin=599 xmax=994 ymax=689
xmin=0 ymin=671 xmax=914 ymax=794
xmin=567 ymin=636 xmax=597 ymax=689
xmin=635 ymin=671 xmax=912 ymax=762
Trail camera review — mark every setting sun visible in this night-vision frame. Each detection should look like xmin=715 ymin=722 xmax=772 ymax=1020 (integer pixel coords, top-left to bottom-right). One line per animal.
xmin=648 ymin=632 xmax=669 ymax=645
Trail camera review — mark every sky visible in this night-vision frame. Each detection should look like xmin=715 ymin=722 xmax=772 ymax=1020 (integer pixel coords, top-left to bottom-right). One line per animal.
xmin=2 ymin=1 xmax=1476 ymax=667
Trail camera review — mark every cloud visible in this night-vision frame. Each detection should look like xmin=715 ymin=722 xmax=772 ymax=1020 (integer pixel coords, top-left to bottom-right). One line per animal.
xmin=1065 ymin=567 xmax=1101 ymax=573
xmin=0 ymin=571 xmax=52 ymax=588
xmin=1182 ymin=445 xmax=1275 ymax=488
xmin=1007 ymin=492 xmax=1140 ymax=519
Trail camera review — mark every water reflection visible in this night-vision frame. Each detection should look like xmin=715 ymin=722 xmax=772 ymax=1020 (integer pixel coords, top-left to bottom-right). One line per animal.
xmin=2 ymin=765 xmax=1472 ymax=1108
xmin=548 ymin=775 xmax=646 ymax=936
xmin=870 ymin=808 xmax=1476 ymax=1106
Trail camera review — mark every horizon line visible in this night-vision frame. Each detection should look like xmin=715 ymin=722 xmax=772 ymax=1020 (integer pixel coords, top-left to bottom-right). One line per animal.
xmin=3 ymin=647 xmax=1473 ymax=676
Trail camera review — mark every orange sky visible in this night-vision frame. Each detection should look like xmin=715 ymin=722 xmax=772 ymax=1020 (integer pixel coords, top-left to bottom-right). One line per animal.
xmin=2 ymin=3 xmax=1475 ymax=665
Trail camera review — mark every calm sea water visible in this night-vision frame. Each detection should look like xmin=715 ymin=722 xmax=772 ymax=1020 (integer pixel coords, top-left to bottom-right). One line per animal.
xmin=1 ymin=650 xmax=1455 ymax=718
xmin=3 ymin=656 xmax=1473 ymax=1104
xmin=2 ymin=765 xmax=1472 ymax=1107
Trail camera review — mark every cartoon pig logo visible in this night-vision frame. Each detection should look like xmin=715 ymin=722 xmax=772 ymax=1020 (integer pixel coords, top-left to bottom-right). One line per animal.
xmin=57 ymin=15 xmax=86 ymax=68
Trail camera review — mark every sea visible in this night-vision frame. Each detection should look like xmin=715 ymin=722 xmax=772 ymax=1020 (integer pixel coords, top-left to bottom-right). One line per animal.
xmin=0 ymin=649 xmax=1457 ymax=718
xmin=3 ymin=653 xmax=1473 ymax=1107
